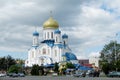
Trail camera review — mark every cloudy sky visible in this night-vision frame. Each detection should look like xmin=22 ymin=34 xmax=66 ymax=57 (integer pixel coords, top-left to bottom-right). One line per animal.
xmin=0 ymin=0 xmax=120 ymax=59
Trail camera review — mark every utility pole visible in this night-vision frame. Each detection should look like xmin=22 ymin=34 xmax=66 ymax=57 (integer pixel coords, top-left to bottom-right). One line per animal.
xmin=107 ymin=33 xmax=118 ymax=71
xmin=114 ymin=33 xmax=118 ymax=72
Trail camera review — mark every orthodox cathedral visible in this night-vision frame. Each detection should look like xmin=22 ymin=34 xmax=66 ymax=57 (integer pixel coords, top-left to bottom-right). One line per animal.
xmin=25 ymin=16 xmax=78 ymax=67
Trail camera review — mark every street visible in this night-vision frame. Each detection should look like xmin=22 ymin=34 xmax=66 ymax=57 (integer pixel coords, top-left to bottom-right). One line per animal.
xmin=0 ymin=76 xmax=120 ymax=80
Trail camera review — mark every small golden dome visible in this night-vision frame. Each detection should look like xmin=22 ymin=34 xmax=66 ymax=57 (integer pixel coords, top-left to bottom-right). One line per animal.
xmin=43 ymin=17 xmax=59 ymax=29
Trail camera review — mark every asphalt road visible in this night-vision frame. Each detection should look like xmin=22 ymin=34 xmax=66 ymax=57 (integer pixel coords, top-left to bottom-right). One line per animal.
xmin=0 ymin=76 xmax=120 ymax=80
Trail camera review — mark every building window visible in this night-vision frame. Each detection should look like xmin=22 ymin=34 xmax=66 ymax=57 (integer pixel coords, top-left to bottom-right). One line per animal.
xmin=45 ymin=33 xmax=46 ymax=39
xmin=63 ymin=41 xmax=65 ymax=45
xmin=43 ymin=48 xmax=46 ymax=54
xmin=51 ymin=32 xmax=53 ymax=38
xmin=33 ymin=38 xmax=35 ymax=45
xmin=32 ymin=51 xmax=34 ymax=58
xmin=55 ymin=50 xmax=57 ymax=57
xmin=56 ymin=37 xmax=57 ymax=42
xmin=47 ymin=32 xmax=49 ymax=39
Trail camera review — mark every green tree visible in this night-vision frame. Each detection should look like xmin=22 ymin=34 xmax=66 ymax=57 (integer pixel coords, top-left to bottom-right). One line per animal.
xmin=16 ymin=59 xmax=24 ymax=66
xmin=100 ymin=41 xmax=120 ymax=74
xmin=54 ymin=62 xmax=59 ymax=73
xmin=0 ymin=57 xmax=6 ymax=70
xmin=66 ymin=62 xmax=75 ymax=69
xmin=100 ymin=62 xmax=109 ymax=75
xmin=39 ymin=65 xmax=44 ymax=76
xmin=0 ymin=55 xmax=16 ymax=71
xmin=8 ymin=65 xmax=20 ymax=73
xmin=31 ymin=64 xmax=40 ymax=75
xmin=6 ymin=55 xmax=16 ymax=70
xmin=16 ymin=59 xmax=25 ymax=73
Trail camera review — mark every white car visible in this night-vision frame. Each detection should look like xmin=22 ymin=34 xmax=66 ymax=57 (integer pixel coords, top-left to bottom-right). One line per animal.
xmin=0 ymin=73 xmax=6 ymax=77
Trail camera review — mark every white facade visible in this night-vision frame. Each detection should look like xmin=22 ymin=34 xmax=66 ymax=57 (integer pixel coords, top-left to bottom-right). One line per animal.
xmin=25 ymin=17 xmax=77 ymax=67
xmin=89 ymin=56 xmax=100 ymax=67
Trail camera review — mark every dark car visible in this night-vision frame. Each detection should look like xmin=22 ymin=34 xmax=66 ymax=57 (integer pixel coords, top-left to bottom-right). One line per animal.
xmin=8 ymin=73 xmax=19 ymax=77
xmin=11 ymin=73 xmax=19 ymax=77
xmin=86 ymin=70 xmax=94 ymax=77
xmin=7 ymin=73 xmax=14 ymax=77
xmin=18 ymin=73 xmax=25 ymax=77
xmin=73 ymin=71 xmax=86 ymax=77
xmin=108 ymin=71 xmax=120 ymax=77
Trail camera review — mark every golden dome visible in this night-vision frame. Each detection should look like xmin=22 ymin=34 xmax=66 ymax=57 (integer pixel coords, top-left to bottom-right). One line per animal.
xmin=43 ymin=17 xmax=59 ymax=29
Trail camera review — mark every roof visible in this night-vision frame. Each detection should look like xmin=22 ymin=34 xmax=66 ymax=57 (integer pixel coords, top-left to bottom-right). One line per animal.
xmin=62 ymin=34 xmax=68 ymax=39
xmin=83 ymin=64 xmax=93 ymax=68
xmin=43 ymin=17 xmax=59 ymax=29
xmin=63 ymin=52 xmax=77 ymax=61
xmin=33 ymin=31 xmax=39 ymax=36
xmin=54 ymin=29 xmax=61 ymax=34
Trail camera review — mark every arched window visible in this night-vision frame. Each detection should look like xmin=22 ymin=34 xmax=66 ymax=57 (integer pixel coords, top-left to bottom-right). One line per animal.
xmin=47 ymin=32 xmax=49 ymax=39
xmin=56 ymin=36 xmax=57 ymax=42
xmin=51 ymin=32 xmax=53 ymax=38
xmin=33 ymin=38 xmax=36 ymax=45
xmin=43 ymin=48 xmax=46 ymax=54
xmin=63 ymin=41 xmax=65 ymax=45
xmin=32 ymin=51 xmax=34 ymax=58
xmin=54 ymin=50 xmax=57 ymax=57
xmin=44 ymin=32 xmax=46 ymax=39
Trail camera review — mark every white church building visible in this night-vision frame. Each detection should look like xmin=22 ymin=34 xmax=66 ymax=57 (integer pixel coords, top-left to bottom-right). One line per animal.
xmin=25 ymin=16 xmax=78 ymax=67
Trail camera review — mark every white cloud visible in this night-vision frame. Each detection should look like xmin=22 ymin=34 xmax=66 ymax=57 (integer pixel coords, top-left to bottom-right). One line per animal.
xmin=88 ymin=52 xmax=100 ymax=58
xmin=77 ymin=55 xmax=87 ymax=60
xmin=62 ymin=0 xmax=120 ymax=59
xmin=0 ymin=0 xmax=120 ymax=59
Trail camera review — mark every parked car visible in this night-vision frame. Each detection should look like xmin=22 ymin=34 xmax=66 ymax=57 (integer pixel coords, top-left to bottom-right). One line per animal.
xmin=73 ymin=71 xmax=86 ymax=77
xmin=8 ymin=73 xmax=19 ymax=77
xmin=93 ymin=70 xmax=100 ymax=77
xmin=86 ymin=70 xmax=94 ymax=77
xmin=7 ymin=73 xmax=13 ymax=77
xmin=108 ymin=71 xmax=120 ymax=77
xmin=18 ymin=73 xmax=25 ymax=77
xmin=0 ymin=73 xmax=6 ymax=77
xmin=8 ymin=72 xmax=25 ymax=77
xmin=11 ymin=73 xmax=19 ymax=77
